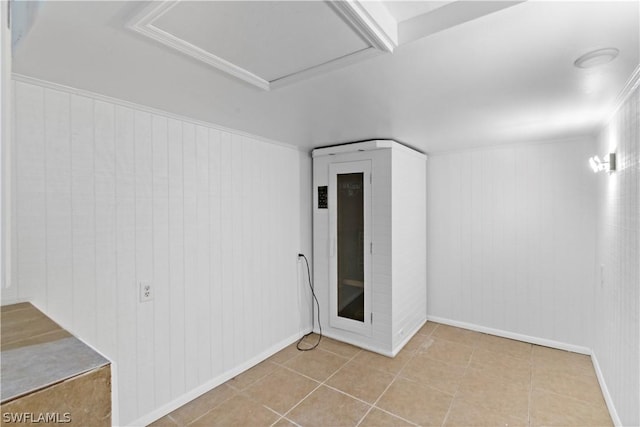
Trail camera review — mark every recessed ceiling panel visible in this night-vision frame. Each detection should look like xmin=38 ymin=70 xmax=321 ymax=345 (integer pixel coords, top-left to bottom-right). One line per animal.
xmin=151 ymin=1 xmax=371 ymax=83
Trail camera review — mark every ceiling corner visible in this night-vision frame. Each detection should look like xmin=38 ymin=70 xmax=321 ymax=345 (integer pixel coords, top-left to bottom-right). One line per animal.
xmin=328 ymin=0 xmax=398 ymax=52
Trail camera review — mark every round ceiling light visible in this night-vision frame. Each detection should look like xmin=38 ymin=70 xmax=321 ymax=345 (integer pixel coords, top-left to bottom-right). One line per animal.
xmin=574 ymin=48 xmax=620 ymax=69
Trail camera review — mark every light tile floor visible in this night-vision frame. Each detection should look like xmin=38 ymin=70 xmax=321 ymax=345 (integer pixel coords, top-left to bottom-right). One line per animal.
xmin=149 ymin=322 xmax=612 ymax=427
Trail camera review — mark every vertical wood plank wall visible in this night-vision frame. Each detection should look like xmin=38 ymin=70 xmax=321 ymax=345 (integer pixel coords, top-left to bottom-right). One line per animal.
xmin=594 ymin=84 xmax=639 ymax=426
xmin=427 ymin=137 xmax=598 ymax=349
xmin=391 ymin=147 xmax=427 ymax=350
xmin=6 ymin=79 xmax=311 ymax=425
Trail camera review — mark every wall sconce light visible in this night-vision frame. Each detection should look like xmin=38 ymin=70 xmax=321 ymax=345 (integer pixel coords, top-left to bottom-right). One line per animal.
xmin=589 ymin=153 xmax=616 ymax=174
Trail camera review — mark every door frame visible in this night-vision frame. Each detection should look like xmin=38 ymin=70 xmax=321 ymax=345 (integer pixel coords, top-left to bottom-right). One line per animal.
xmin=328 ymin=160 xmax=372 ymax=336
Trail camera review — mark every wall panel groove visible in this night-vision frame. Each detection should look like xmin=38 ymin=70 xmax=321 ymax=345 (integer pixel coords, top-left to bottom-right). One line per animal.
xmin=6 ymin=79 xmax=311 ymax=426
xmin=594 ymin=85 xmax=639 ymax=426
xmin=428 ymin=137 xmax=598 ymax=348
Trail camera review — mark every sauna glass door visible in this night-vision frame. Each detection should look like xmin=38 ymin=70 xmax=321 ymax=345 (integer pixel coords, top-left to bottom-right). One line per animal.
xmin=329 ymin=160 xmax=372 ymax=335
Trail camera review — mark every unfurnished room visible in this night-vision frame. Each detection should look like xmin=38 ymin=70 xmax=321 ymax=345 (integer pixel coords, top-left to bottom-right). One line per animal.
xmin=0 ymin=1 xmax=638 ymax=426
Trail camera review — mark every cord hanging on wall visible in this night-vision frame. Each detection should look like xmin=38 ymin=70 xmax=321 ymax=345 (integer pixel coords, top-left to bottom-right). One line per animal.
xmin=296 ymin=254 xmax=322 ymax=351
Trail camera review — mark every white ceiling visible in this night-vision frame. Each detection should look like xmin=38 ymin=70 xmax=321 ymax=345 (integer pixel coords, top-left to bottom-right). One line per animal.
xmin=382 ymin=1 xmax=455 ymax=22
xmin=11 ymin=1 xmax=640 ymax=153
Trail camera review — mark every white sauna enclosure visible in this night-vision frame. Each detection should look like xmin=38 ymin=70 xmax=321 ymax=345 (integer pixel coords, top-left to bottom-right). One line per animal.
xmin=312 ymin=140 xmax=427 ymax=356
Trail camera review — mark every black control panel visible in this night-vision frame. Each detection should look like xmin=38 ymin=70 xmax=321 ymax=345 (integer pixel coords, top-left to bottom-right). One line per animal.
xmin=318 ymin=186 xmax=328 ymax=209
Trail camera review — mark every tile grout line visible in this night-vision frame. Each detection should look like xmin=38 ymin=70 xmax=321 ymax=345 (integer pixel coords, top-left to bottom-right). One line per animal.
xmin=439 ymin=341 xmax=478 ymax=427
xmin=533 ymin=385 xmax=612 ymax=406
xmin=261 ymin=404 xmax=289 ymax=425
xmin=356 ymin=366 xmax=420 ymax=427
xmin=528 ymin=344 xmax=534 ymax=427
xmin=164 ymin=323 xmax=608 ymax=427
xmin=276 ymin=345 xmax=364 ymax=422
xmin=166 ymin=413 xmax=179 ymax=426
xmin=278 ymin=336 xmax=435 ymax=426
xmin=269 ymin=414 xmax=298 ymax=427
xmin=182 ymin=382 xmax=286 ymax=427
xmin=273 ymin=346 xmax=359 ymax=385
xmin=303 ymin=339 xmax=364 ymax=359
xmin=182 ymin=388 xmax=237 ymax=427
xmin=182 ymin=325 xmax=514 ymax=426
xmin=397 ymin=351 xmax=471 ymax=397
xmin=264 ymin=329 xmax=436 ymax=426
xmin=354 ymin=324 xmax=440 ymax=427
xmin=271 ymin=415 xmax=302 ymax=427
xmin=353 ymin=366 xmax=407 ymax=426
xmin=278 ymin=381 xmax=321 ymax=425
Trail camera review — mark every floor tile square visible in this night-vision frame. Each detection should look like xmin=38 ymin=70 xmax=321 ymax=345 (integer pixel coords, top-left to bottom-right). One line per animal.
xmin=228 ymin=360 xmax=278 ymax=391
xmin=167 ymin=384 xmax=235 ymax=425
xmin=400 ymin=353 xmax=466 ymax=395
xmin=456 ymin=368 xmax=529 ymax=420
xmin=530 ymin=388 xmax=612 ymax=426
xmin=285 ymin=348 xmax=349 ymax=382
xmin=147 ymin=415 xmax=178 ymax=427
xmin=268 ymin=344 xmax=302 ymax=365
xmin=189 ymin=394 xmax=279 ymax=427
xmin=401 ymin=333 xmax=429 ymax=352
xmin=432 ymin=324 xmax=482 ymax=347
xmin=359 ymin=408 xmax=414 ymax=426
xmin=286 ymin=385 xmax=370 ymax=427
xmin=532 ymin=345 xmax=594 ymax=376
xmin=272 ymin=417 xmax=298 ymax=427
xmin=145 ymin=323 xmax=613 ymax=427
xmin=325 ymin=360 xmax=394 ymax=403
xmin=417 ymin=337 xmax=474 ymax=367
xmin=532 ymin=368 xmax=606 ymax=405
xmin=476 ymin=333 xmax=532 ymax=360
xmin=376 ymin=378 xmax=452 ymax=426
xmin=417 ymin=321 xmax=437 ymax=337
xmin=444 ymin=398 xmax=528 ymax=427
xmin=244 ymin=366 xmax=319 ymax=414
xmin=316 ymin=336 xmax=361 ymax=358
xmin=469 ymin=348 xmax=531 ymax=386
xmin=351 ymin=348 xmax=413 ymax=375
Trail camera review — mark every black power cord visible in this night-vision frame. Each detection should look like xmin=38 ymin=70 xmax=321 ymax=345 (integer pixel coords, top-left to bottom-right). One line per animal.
xmin=296 ymin=254 xmax=322 ymax=351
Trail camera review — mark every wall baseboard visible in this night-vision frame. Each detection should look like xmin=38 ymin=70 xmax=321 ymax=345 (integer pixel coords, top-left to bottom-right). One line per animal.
xmin=392 ymin=318 xmax=427 ymax=357
xmin=313 ymin=317 xmax=427 ymax=358
xmin=0 ymin=297 xmax=32 ymax=306
xmin=427 ymin=315 xmax=623 ymax=425
xmin=312 ymin=328 xmax=394 ymax=357
xmin=427 ymin=315 xmax=591 ymax=354
xmin=590 ymin=351 xmax=622 ymax=426
xmin=129 ymin=328 xmax=312 ymax=427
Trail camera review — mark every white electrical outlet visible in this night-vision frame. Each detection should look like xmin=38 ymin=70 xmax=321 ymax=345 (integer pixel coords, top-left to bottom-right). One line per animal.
xmin=139 ymin=282 xmax=153 ymax=302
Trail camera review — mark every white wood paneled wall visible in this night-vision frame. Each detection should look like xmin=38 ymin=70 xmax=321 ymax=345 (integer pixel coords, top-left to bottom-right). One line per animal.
xmin=427 ymin=137 xmax=598 ymax=349
xmin=594 ymin=83 xmax=639 ymax=426
xmin=391 ymin=147 xmax=427 ymax=350
xmin=0 ymin=1 xmax=11 ymax=292
xmin=6 ymin=79 xmax=311 ymax=425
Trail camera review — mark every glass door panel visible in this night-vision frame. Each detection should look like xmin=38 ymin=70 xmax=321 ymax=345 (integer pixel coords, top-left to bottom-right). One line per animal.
xmin=337 ymin=173 xmax=364 ymax=322
xmin=328 ymin=160 xmax=371 ymax=336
